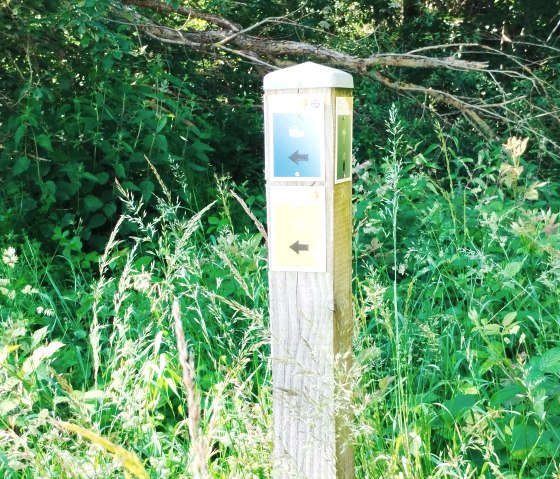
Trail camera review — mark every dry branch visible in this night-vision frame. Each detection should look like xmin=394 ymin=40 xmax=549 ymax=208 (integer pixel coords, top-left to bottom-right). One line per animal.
xmin=113 ymin=0 xmax=559 ymax=147
xmin=121 ymin=0 xmax=241 ymax=31
xmin=372 ymin=71 xmax=495 ymax=139
xmin=117 ymin=0 xmax=488 ymax=72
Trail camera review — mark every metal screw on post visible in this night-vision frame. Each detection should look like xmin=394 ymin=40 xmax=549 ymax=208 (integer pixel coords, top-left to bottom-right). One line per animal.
xmin=264 ymin=62 xmax=354 ymax=479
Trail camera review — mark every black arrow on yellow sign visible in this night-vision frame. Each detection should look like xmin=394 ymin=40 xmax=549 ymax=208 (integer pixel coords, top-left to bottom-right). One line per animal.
xmin=290 ymin=240 xmax=309 ymax=254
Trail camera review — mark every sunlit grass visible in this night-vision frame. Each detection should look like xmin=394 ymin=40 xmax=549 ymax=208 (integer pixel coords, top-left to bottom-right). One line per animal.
xmin=1 ymin=124 xmax=559 ymax=478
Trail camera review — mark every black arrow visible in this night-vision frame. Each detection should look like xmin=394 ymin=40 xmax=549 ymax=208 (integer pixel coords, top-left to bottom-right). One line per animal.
xmin=290 ymin=240 xmax=309 ymax=254
xmin=289 ymin=150 xmax=309 ymax=165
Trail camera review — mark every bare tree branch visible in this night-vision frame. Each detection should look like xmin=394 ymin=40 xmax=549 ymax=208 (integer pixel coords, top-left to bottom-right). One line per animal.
xmin=372 ymin=71 xmax=495 ymax=139
xmin=111 ymin=0 xmax=559 ymax=152
xmin=116 ymin=0 xmax=488 ymax=72
xmin=121 ymin=0 xmax=241 ymax=31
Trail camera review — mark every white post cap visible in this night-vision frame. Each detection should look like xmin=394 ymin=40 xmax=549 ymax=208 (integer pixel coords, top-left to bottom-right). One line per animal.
xmin=263 ymin=61 xmax=353 ymax=90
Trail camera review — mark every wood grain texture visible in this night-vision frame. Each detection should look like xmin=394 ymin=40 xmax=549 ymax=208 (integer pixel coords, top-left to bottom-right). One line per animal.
xmin=266 ymin=87 xmax=354 ymax=479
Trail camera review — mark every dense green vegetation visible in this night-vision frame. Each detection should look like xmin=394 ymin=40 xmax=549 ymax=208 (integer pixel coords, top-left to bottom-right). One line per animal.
xmin=1 ymin=1 xmax=560 ymax=478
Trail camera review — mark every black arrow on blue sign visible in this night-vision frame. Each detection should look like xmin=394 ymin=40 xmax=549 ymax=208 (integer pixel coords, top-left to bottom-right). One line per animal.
xmin=290 ymin=240 xmax=309 ymax=254
xmin=289 ymin=150 xmax=309 ymax=165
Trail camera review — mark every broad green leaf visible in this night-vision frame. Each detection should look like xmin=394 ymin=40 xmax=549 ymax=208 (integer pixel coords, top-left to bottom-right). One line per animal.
xmin=139 ymin=180 xmax=155 ymax=201
xmin=22 ymin=197 xmax=37 ymax=211
xmin=88 ymin=213 xmax=106 ymax=229
xmin=36 ymin=133 xmax=53 ymax=151
xmin=155 ymin=116 xmax=167 ymax=133
xmin=83 ymin=195 xmax=103 ymax=212
xmin=188 ymin=162 xmax=208 ymax=172
xmin=0 ymin=448 xmax=10 ymax=468
xmin=502 ymin=261 xmax=523 ymax=278
xmin=532 ymin=347 xmax=560 ymax=374
xmin=31 ymin=327 xmax=49 ymax=349
xmin=12 ymin=155 xmax=30 ymax=176
xmin=14 ymin=124 xmax=27 ymax=147
xmin=82 ymin=172 xmax=109 ymax=184
xmin=145 ymin=134 xmax=168 ymax=152
xmin=22 ymin=341 xmax=65 ymax=375
xmin=121 ymin=181 xmax=139 ymax=191
xmin=511 ymin=424 xmax=542 ymax=459
xmin=490 ymin=383 xmax=524 ymax=407
xmin=441 ymin=394 xmax=478 ymax=422
xmin=532 ymin=386 xmax=547 ymax=420
xmin=0 ymin=399 xmax=19 ymax=416
xmin=96 ymin=172 xmax=110 ymax=184
xmin=56 ymin=180 xmax=79 ymax=200
xmin=103 ymin=203 xmax=117 ymax=217
xmin=502 ymin=311 xmax=518 ymax=327
xmin=423 ymin=143 xmax=439 ymax=155
xmin=482 ymin=323 xmax=501 ymax=336
xmin=115 ymin=162 xmax=126 ymax=178
xmin=41 ymin=180 xmax=56 ymax=196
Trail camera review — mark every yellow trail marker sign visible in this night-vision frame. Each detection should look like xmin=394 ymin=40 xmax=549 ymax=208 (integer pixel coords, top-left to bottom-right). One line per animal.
xmin=269 ymin=185 xmax=326 ymax=272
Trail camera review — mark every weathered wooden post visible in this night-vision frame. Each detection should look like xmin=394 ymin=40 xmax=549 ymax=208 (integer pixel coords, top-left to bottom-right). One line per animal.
xmin=264 ymin=62 xmax=354 ymax=479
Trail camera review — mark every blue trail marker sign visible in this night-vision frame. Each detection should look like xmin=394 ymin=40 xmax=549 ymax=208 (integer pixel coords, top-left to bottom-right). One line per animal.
xmin=269 ymin=94 xmax=325 ymax=180
xmin=264 ymin=62 xmax=354 ymax=479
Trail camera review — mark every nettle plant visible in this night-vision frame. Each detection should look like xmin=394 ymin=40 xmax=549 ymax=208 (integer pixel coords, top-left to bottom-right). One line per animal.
xmin=1 ymin=2 xmax=214 ymax=249
xmin=352 ymin=108 xmax=560 ymax=478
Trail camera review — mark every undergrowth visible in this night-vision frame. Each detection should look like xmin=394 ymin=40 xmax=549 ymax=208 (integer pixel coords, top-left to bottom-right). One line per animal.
xmin=352 ymin=108 xmax=560 ymax=478
xmin=1 ymin=110 xmax=560 ymax=478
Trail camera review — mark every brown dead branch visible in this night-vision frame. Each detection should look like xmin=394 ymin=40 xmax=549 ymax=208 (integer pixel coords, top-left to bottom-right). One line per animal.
xmin=116 ymin=0 xmax=488 ymax=73
xmin=121 ymin=0 xmax=241 ymax=31
xmin=113 ymin=0 xmax=559 ymax=148
xmin=372 ymin=71 xmax=496 ymax=139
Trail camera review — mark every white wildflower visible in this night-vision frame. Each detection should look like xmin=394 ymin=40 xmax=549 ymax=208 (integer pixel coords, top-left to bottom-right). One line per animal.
xmin=133 ymin=269 xmax=151 ymax=292
xmin=2 ymin=247 xmax=18 ymax=268
xmin=22 ymin=285 xmax=39 ymax=295
xmin=36 ymin=306 xmax=54 ymax=316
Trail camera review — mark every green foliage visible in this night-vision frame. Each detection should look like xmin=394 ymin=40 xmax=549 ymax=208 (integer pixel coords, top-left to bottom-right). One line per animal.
xmin=352 ymin=107 xmax=560 ymax=478
xmin=0 ymin=181 xmax=271 ymax=478
xmin=1 ymin=115 xmax=560 ymax=476
xmin=1 ymin=1 xmax=560 ymax=477
xmin=0 ymin=1 xmax=215 ymax=248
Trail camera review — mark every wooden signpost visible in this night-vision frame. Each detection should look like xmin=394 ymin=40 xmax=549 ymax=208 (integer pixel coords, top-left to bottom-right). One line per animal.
xmin=264 ymin=62 xmax=354 ymax=479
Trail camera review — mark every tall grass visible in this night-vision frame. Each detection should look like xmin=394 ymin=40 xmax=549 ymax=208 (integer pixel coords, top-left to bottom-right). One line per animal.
xmin=0 ymin=176 xmax=271 ymax=478
xmin=1 ymin=114 xmax=560 ymax=478
xmin=352 ymin=110 xmax=560 ymax=478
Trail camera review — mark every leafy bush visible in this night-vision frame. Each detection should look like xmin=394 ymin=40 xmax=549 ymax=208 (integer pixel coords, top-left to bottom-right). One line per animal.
xmin=1 ymin=103 xmax=560 ymax=477
xmin=0 ymin=1 xmax=214 ymax=249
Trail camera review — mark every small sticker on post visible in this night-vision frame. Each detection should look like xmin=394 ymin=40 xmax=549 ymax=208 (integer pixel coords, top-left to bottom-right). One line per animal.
xmin=268 ymin=94 xmax=325 ymax=181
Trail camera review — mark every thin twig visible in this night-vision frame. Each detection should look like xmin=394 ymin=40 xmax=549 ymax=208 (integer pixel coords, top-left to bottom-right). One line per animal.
xmin=229 ymin=189 xmax=268 ymax=244
xmin=172 ymin=299 xmax=208 ymax=479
